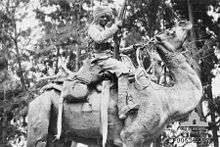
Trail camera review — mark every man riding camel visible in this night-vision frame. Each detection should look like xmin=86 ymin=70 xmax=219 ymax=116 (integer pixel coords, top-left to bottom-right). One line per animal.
xmin=88 ymin=4 xmax=134 ymax=119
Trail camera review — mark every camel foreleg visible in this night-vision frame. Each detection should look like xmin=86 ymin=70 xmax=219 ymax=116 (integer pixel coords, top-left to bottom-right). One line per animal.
xmin=27 ymin=91 xmax=53 ymax=147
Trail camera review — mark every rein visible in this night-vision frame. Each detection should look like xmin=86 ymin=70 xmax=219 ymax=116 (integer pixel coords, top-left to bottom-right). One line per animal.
xmin=133 ymin=37 xmax=157 ymax=90
xmin=133 ymin=37 xmax=177 ymax=89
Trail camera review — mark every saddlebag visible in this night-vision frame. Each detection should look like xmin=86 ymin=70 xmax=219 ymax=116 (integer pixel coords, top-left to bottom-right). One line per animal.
xmin=62 ymin=80 xmax=89 ymax=103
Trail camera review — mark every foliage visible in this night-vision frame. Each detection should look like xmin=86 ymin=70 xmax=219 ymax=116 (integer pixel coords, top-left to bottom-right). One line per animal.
xmin=0 ymin=0 xmax=220 ymax=146
xmin=33 ymin=0 xmax=92 ymax=73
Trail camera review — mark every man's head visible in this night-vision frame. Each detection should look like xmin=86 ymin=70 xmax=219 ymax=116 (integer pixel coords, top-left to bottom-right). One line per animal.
xmin=93 ymin=4 xmax=114 ymax=27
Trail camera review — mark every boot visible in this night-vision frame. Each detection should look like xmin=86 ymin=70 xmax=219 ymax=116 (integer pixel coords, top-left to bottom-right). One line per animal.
xmin=117 ymin=74 xmax=130 ymax=119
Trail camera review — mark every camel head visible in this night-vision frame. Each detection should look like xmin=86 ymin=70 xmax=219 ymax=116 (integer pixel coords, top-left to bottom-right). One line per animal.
xmin=154 ymin=21 xmax=192 ymax=68
xmin=155 ymin=20 xmax=192 ymax=52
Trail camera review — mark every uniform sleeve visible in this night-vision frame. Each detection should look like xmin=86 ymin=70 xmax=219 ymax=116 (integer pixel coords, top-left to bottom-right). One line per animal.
xmin=88 ymin=24 xmax=119 ymax=43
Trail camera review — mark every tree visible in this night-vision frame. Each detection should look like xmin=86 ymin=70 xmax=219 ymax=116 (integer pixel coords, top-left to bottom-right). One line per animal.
xmin=0 ymin=0 xmax=34 ymax=91
xmin=0 ymin=0 xmax=42 ymax=145
xmin=34 ymin=0 xmax=91 ymax=74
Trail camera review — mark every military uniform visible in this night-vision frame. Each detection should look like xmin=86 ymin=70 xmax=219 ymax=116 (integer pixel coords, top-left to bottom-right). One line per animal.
xmin=88 ymin=4 xmax=131 ymax=119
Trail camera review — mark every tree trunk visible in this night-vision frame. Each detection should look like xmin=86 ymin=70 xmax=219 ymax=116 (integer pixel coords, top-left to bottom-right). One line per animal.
xmin=217 ymin=23 xmax=220 ymax=51
xmin=55 ymin=46 xmax=60 ymax=74
xmin=148 ymin=0 xmax=161 ymax=37
xmin=187 ymin=0 xmax=202 ymax=75
xmin=207 ymin=83 xmax=219 ymax=147
xmin=14 ymin=18 xmax=26 ymax=90
xmin=70 ymin=142 xmax=78 ymax=147
xmin=153 ymin=136 xmax=161 ymax=147
xmin=0 ymin=112 xmax=7 ymax=144
xmin=113 ymin=33 xmax=120 ymax=60
xmin=11 ymin=4 xmax=26 ymax=90
xmin=187 ymin=0 xmax=197 ymax=53
xmin=73 ymin=2 xmax=83 ymax=71
xmin=2 ymin=116 xmax=7 ymax=144
xmin=75 ymin=44 xmax=80 ymax=71
xmin=0 ymin=100 xmax=9 ymax=145
xmin=14 ymin=34 xmax=26 ymax=90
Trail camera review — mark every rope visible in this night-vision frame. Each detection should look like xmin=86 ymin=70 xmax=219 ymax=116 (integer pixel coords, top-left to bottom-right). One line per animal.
xmin=134 ymin=47 xmax=151 ymax=89
xmin=133 ymin=36 xmax=178 ymax=89
xmin=134 ymin=67 xmax=150 ymax=90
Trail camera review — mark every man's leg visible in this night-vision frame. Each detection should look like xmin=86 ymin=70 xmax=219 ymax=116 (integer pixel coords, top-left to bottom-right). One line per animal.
xmin=97 ymin=58 xmax=133 ymax=119
xmin=117 ymin=73 xmax=129 ymax=119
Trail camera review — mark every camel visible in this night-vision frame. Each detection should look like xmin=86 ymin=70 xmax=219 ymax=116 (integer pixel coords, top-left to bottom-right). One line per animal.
xmin=27 ymin=20 xmax=202 ymax=147
xmin=120 ymin=21 xmax=202 ymax=146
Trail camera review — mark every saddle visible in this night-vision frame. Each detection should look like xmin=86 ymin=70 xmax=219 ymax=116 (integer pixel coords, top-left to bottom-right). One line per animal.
xmin=45 ymin=48 xmax=159 ymax=143
xmin=41 ymin=54 xmax=139 ymax=103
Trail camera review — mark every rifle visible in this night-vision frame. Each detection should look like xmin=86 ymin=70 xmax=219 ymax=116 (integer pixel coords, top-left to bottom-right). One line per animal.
xmin=113 ymin=0 xmax=128 ymax=59
xmin=118 ymin=0 xmax=127 ymax=21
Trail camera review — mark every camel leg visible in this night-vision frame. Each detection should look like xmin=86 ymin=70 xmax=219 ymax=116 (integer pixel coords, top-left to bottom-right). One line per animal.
xmin=142 ymin=141 xmax=153 ymax=147
xmin=107 ymin=143 xmax=123 ymax=147
xmin=87 ymin=143 xmax=120 ymax=147
xmin=122 ymin=142 xmax=143 ymax=147
xmin=121 ymin=103 xmax=161 ymax=147
xmin=87 ymin=145 xmax=101 ymax=147
xmin=36 ymin=142 xmax=46 ymax=147
xmin=71 ymin=142 xmax=78 ymax=147
xmin=46 ymin=140 xmax=72 ymax=147
xmin=27 ymin=91 xmax=54 ymax=147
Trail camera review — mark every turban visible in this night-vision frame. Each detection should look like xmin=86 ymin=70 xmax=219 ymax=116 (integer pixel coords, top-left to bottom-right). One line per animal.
xmin=93 ymin=4 xmax=113 ymax=21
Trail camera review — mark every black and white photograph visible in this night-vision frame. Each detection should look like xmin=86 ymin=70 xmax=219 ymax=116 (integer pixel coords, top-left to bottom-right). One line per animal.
xmin=0 ymin=0 xmax=220 ymax=146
